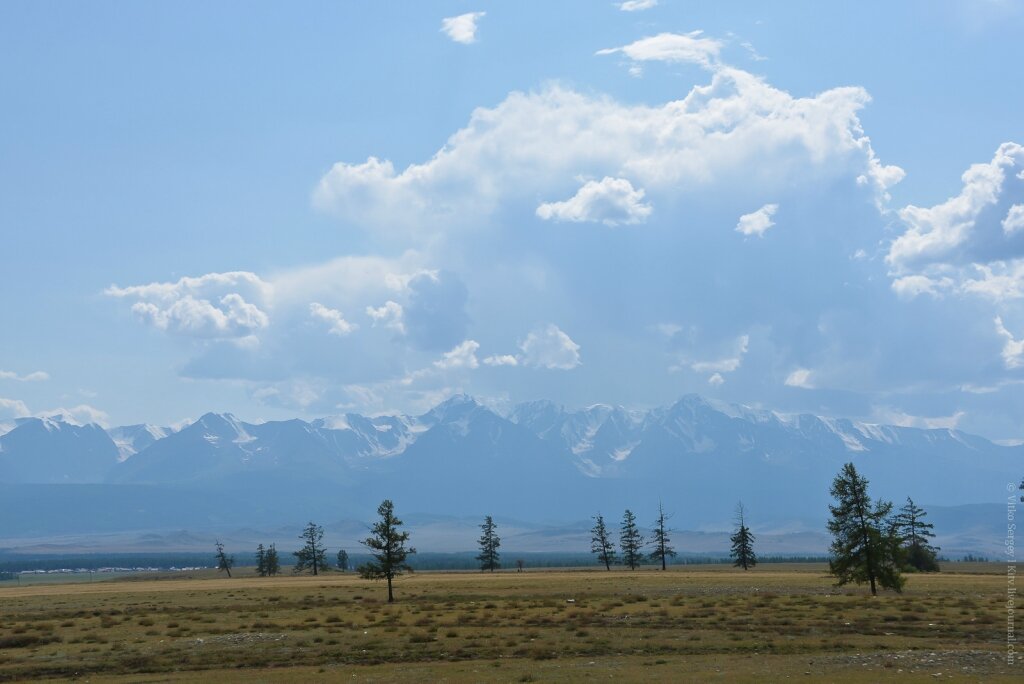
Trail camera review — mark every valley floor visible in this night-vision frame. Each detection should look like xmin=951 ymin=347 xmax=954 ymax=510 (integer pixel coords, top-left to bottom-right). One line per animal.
xmin=0 ymin=564 xmax=1017 ymax=682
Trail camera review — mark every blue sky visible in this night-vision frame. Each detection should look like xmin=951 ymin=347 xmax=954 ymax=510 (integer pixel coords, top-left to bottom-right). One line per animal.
xmin=2 ymin=0 xmax=1024 ymax=441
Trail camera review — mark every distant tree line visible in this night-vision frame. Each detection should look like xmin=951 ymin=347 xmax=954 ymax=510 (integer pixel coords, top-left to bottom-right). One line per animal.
xmin=207 ymin=464 xmax=945 ymax=600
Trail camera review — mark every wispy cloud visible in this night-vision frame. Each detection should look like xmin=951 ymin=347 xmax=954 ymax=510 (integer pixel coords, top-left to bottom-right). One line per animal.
xmin=618 ymin=0 xmax=657 ymax=11
xmin=0 ymin=370 xmax=49 ymax=382
xmin=597 ymin=31 xmax=723 ymax=70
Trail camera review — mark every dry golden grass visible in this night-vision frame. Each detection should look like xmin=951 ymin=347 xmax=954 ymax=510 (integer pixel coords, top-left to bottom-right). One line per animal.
xmin=0 ymin=564 xmax=1015 ymax=682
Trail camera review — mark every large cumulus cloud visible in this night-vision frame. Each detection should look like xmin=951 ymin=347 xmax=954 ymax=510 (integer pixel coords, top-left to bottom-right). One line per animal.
xmin=102 ymin=31 xmax=1024 ymax=440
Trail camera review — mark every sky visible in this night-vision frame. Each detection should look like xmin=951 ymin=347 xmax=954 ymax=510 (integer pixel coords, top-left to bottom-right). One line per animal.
xmin=2 ymin=1 xmax=1023 ymax=442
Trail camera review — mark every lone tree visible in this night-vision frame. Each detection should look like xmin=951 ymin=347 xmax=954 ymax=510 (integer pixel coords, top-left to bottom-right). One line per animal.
xmin=214 ymin=540 xmax=234 ymax=578
xmin=590 ymin=513 xmax=617 ymax=570
xmin=730 ymin=502 xmax=757 ymax=570
xmin=649 ymin=501 xmax=677 ymax=570
xmin=359 ymin=499 xmax=416 ymax=602
xmin=893 ymin=497 xmax=940 ymax=572
xmin=293 ymin=521 xmax=327 ymax=575
xmin=255 ymin=543 xmax=267 ymax=577
xmin=827 ymin=462 xmax=905 ymax=595
xmin=336 ymin=549 xmax=349 ymax=572
xmin=619 ymin=509 xmax=644 ymax=570
xmin=476 ymin=515 xmax=501 ymax=572
xmin=265 ymin=544 xmax=280 ymax=576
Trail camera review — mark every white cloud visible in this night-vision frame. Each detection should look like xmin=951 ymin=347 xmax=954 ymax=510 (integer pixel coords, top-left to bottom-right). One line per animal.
xmin=0 ymin=397 xmax=30 ymax=419
xmin=784 ymin=367 xmax=815 ymax=389
xmin=434 ymin=340 xmax=481 ymax=370
xmin=483 ymin=354 xmax=519 ymax=367
xmin=366 ymin=300 xmax=405 ymax=333
xmin=874 ymin=408 xmax=966 ymax=430
xmin=890 ymin=274 xmax=954 ymax=300
xmin=690 ymin=334 xmax=749 ymax=375
xmin=888 ymin=142 xmax=1024 ymax=271
xmin=691 ymin=357 xmax=742 ymax=373
xmin=441 ymin=11 xmax=485 ymax=44
xmin=618 ymin=0 xmax=657 ymax=10
xmin=106 ymin=271 xmax=270 ymax=302
xmin=0 ymin=397 xmax=108 ymax=426
xmin=960 ymin=262 xmax=1024 ymax=300
xmin=536 ymin=177 xmax=652 ymax=226
xmin=130 ymin=294 xmax=268 ymax=339
xmin=0 ymin=370 xmax=49 ymax=382
xmin=519 ymin=325 xmax=581 ymax=370
xmin=995 ymin=316 xmax=1024 ymax=369
xmin=735 ymin=203 xmax=778 ymax=237
xmin=314 ymin=65 xmax=901 ymax=233
xmin=272 ymin=253 xmax=428 ymax=307
xmin=108 ymin=255 xmax=425 ymax=345
xmin=597 ymin=31 xmax=723 ymax=70
xmin=884 ymin=143 xmax=1024 ymax=306
xmin=1003 ymin=204 xmax=1024 ymax=235
xmin=107 ymin=271 xmax=270 ymax=339
xmin=707 ymin=372 xmax=725 ymax=386
xmin=309 ymin=302 xmax=357 ymax=336
xmin=37 ymin=404 xmax=111 ymax=427
xmin=892 ymin=262 xmax=1024 ymax=302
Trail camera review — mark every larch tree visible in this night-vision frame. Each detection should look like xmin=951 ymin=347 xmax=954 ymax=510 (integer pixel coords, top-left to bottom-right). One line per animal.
xmin=619 ymin=509 xmax=644 ymax=571
xmin=265 ymin=544 xmax=280 ymax=576
xmin=255 ymin=543 xmax=267 ymax=577
xmin=358 ymin=499 xmax=416 ymax=602
xmin=827 ymin=462 xmax=905 ymax=595
xmin=293 ymin=521 xmax=327 ymax=575
xmin=729 ymin=502 xmax=757 ymax=570
xmin=590 ymin=513 xmax=617 ymax=570
xmin=476 ymin=515 xmax=501 ymax=572
xmin=214 ymin=540 xmax=234 ymax=578
xmin=893 ymin=497 xmax=940 ymax=572
xmin=648 ymin=501 xmax=677 ymax=570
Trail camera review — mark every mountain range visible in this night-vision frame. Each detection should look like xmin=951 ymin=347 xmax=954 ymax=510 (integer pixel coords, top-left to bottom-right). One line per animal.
xmin=1 ymin=394 xmax=1019 ymax=555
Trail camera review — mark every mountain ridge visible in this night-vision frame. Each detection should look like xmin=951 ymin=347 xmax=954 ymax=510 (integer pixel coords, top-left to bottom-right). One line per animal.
xmin=0 ymin=394 xmax=1018 ymax=541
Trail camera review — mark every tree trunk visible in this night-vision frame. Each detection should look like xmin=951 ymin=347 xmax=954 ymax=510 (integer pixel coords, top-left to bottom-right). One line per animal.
xmin=387 ymin=576 xmax=394 ymax=603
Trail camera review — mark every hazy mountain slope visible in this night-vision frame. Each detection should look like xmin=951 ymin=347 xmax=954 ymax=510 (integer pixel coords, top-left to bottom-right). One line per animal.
xmin=106 ymin=424 xmax=177 ymax=461
xmin=0 ymin=417 xmax=119 ymax=483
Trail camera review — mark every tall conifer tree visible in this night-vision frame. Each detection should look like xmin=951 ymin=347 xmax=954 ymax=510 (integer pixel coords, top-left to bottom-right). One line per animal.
xmin=214 ymin=540 xmax=234 ymax=578
xmin=591 ymin=513 xmax=617 ymax=570
xmin=293 ymin=522 xmax=327 ymax=575
xmin=255 ymin=543 xmax=267 ymax=577
xmin=730 ymin=502 xmax=757 ymax=570
xmin=893 ymin=497 xmax=940 ymax=572
xmin=619 ymin=509 xmax=644 ymax=570
xmin=648 ymin=501 xmax=677 ymax=570
xmin=476 ymin=515 xmax=501 ymax=572
xmin=827 ymin=462 xmax=904 ymax=595
xmin=359 ymin=499 xmax=416 ymax=602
